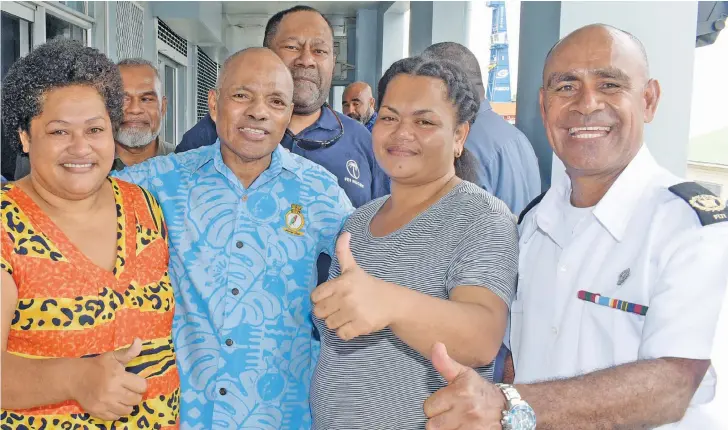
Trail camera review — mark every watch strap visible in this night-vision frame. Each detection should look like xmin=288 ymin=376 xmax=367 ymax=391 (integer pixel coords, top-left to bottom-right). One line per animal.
xmin=496 ymin=383 xmax=522 ymax=408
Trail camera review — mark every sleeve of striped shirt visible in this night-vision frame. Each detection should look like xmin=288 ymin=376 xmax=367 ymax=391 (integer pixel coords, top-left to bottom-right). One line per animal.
xmin=445 ymin=209 xmax=519 ymax=306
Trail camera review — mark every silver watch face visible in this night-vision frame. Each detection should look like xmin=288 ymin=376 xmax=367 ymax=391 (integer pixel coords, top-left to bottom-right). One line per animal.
xmin=502 ymin=403 xmax=536 ymax=430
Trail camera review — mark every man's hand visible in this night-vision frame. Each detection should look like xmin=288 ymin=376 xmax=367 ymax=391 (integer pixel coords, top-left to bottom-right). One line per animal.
xmin=311 ymin=232 xmax=399 ymax=341
xmin=424 ymin=342 xmax=505 ymax=430
xmin=68 ymin=338 xmax=148 ymax=421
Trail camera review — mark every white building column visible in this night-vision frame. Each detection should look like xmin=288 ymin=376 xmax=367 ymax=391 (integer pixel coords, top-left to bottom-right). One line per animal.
xmin=409 ymin=1 xmax=470 ymax=56
xmin=379 ymin=2 xmax=408 ymax=77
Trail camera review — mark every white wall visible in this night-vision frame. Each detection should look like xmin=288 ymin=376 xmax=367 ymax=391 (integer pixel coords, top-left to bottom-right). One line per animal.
xmin=381 ymin=9 xmax=407 ymax=76
xmin=431 ymin=1 xmax=469 ymax=47
xmin=687 ymin=164 xmax=728 ymax=200
xmin=140 ymin=1 xmax=157 ymax=63
xmin=551 ymin=1 xmax=698 ymax=183
xmin=225 ymin=16 xmax=268 ymax=54
xmin=690 ymin=30 xmax=728 ymax=137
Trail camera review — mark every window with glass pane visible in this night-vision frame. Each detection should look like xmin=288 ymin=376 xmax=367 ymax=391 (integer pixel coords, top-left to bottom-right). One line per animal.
xmin=59 ymin=1 xmax=86 ymax=14
xmin=46 ymin=14 xmax=86 ymax=44
xmin=1 ymin=12 xmax=21 ymax=80
xmin=1 ymin=11 xmax=32 ymax=180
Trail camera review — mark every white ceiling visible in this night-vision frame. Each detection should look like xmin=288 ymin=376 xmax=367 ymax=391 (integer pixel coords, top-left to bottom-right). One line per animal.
xmin=222 ymin=1 xmax=379 ymax=17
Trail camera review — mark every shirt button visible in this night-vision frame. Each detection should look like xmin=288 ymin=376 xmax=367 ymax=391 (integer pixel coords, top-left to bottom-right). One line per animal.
xmin=236 ymin=241 xmax=244 ymax=249
xmin=551 ymin=326 xmax=558 ymax=335
xmin=242 ymin=195 xmax=248 ymax=202
xmin=559 ymin=265 xmax=567 ymax=272
xmin=225 ymin=338 xmax=233 ymax=346
xmin=232 ymin=288 xmax=240 ymax=296
xmin=219 ymin=388 xmax=227 ymax=396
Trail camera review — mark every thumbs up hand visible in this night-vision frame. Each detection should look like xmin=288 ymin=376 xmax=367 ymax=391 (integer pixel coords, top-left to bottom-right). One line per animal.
xmin=424 ymin=343 xmax=506 ymax=430
xmin=68 ymin=338 xmax=149 ymax=421
xmin=311 ymin=232 xmax=400 ymax=341
xmin=334 ymin=231 xmax=359 ymax=274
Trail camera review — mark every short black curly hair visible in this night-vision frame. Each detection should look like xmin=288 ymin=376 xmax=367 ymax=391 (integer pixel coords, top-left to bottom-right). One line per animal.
xmin=1 ymin=38 xmax=124 ymax=152
xmin=377 ymin=56 xmax=480 ymax=126
xmin=263 ymin=5 xmax=334 ymax=49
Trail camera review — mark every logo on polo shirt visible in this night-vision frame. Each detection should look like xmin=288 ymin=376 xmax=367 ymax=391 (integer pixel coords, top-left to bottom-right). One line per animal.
xmin=346 ymin=160 xmax=360 ymax=180
xmin=344 ymin=160 xmax=364 ymax=189
xmin=283 ymin=204 xmax=305 ymax=236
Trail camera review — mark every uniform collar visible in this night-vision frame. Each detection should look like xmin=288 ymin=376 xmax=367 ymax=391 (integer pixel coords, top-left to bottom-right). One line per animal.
xmin=530 ymin=144 xmax=659 ymax=244
xmin=523 ymin=178 xmax=568 ymax=247
xmin=592 ymin=145 xmax=660 ymax=242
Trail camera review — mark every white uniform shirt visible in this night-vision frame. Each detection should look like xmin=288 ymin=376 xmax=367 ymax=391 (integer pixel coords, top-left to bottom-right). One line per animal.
xmin=510 ymin=146 xmax=728 ymax=428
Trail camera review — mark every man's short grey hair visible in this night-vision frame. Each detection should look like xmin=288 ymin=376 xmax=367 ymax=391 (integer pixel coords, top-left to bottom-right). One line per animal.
xmin=117 ymin=57 xmax=163 ymax=96
xmin=117 ymin=57 xmax=160 ymax=77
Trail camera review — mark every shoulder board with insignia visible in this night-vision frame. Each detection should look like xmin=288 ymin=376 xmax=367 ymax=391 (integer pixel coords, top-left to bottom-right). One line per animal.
xmin=518 ymin=191 xmax=548 ymax=225
xmin=668 ymin=182 xmax=727 ymax=226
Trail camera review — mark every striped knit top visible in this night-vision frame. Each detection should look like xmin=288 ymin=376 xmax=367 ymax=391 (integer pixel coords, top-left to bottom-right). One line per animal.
xmin=311 ymin=181 xmax=519 ymax=429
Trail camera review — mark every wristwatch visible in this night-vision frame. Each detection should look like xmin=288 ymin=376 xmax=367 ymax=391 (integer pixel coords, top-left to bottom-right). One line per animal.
xmin=496 ymin=383 xmax=536 ymax=430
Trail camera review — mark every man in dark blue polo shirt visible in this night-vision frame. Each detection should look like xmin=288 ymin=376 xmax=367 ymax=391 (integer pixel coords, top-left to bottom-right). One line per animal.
xmin=177 ymin=5 xmax=388 ymax=208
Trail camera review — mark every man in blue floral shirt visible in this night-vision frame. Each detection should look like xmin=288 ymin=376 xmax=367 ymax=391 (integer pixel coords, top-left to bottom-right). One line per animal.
xmin=113 ymin=47 xmax=352 ymax=429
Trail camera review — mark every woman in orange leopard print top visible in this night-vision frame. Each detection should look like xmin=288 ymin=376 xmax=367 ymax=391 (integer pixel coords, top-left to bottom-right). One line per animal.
xmin=1 ymin=39 xmax=179 ymax=429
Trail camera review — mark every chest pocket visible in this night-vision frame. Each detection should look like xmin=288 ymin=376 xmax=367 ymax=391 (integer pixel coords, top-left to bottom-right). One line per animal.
xmin=261 ymin=203 xmax=319 ymax=324
xmin=578 ymin=273 xmax=648 ymax=368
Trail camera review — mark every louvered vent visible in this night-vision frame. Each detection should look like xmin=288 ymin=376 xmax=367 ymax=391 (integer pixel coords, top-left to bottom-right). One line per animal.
xmin=157 ymin=19 xmax=187 ymax=57
xmin=116 ymin=2 xmax=144 ymax=60
xmin=196 ymin=48 xmax=218 ymax=121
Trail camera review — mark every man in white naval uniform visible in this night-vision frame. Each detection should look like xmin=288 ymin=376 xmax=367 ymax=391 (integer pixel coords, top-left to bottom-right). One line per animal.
xmin=421 ymin=24 xmax=728 ymax=430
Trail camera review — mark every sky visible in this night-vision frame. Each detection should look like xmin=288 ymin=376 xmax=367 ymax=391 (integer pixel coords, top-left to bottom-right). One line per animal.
xmin=469 ymin=1 xmax=728 ymax=138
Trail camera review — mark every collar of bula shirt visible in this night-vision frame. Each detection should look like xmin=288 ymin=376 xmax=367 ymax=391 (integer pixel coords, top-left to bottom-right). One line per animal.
xmin=190 ymin=139 xmax=305 ymax=182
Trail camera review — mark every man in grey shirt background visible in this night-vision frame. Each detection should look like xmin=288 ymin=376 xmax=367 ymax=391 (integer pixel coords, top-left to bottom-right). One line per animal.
xmin=423 ymin=42 xmax=542 ymax=215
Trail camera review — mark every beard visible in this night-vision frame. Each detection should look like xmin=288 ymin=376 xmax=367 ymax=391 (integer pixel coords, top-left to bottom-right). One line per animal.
xmin=346 ymin=111 xmax=362 ymax=122
xmin=291 ymin=68 xmax=328 ymax=115
xmin=349 ymin=107 xmax=373 ymax=124
xmin=115 ymin=122 xmax=161 ymax=148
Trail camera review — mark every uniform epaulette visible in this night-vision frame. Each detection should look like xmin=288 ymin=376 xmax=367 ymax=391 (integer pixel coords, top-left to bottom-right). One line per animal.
xmin=518 ymin=191 xmax=548 ymax=225
xmin=668 ymin=182 xmax=727 ymax=226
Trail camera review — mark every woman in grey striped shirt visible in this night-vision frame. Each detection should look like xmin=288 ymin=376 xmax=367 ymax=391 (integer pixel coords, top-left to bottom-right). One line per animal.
xmin=310 ymin=56 xmax=519 ymax=429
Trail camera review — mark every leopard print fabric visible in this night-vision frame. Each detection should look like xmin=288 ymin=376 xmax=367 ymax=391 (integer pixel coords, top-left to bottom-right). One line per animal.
xmin=1 ymin=179 xmax=179 ymax=429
